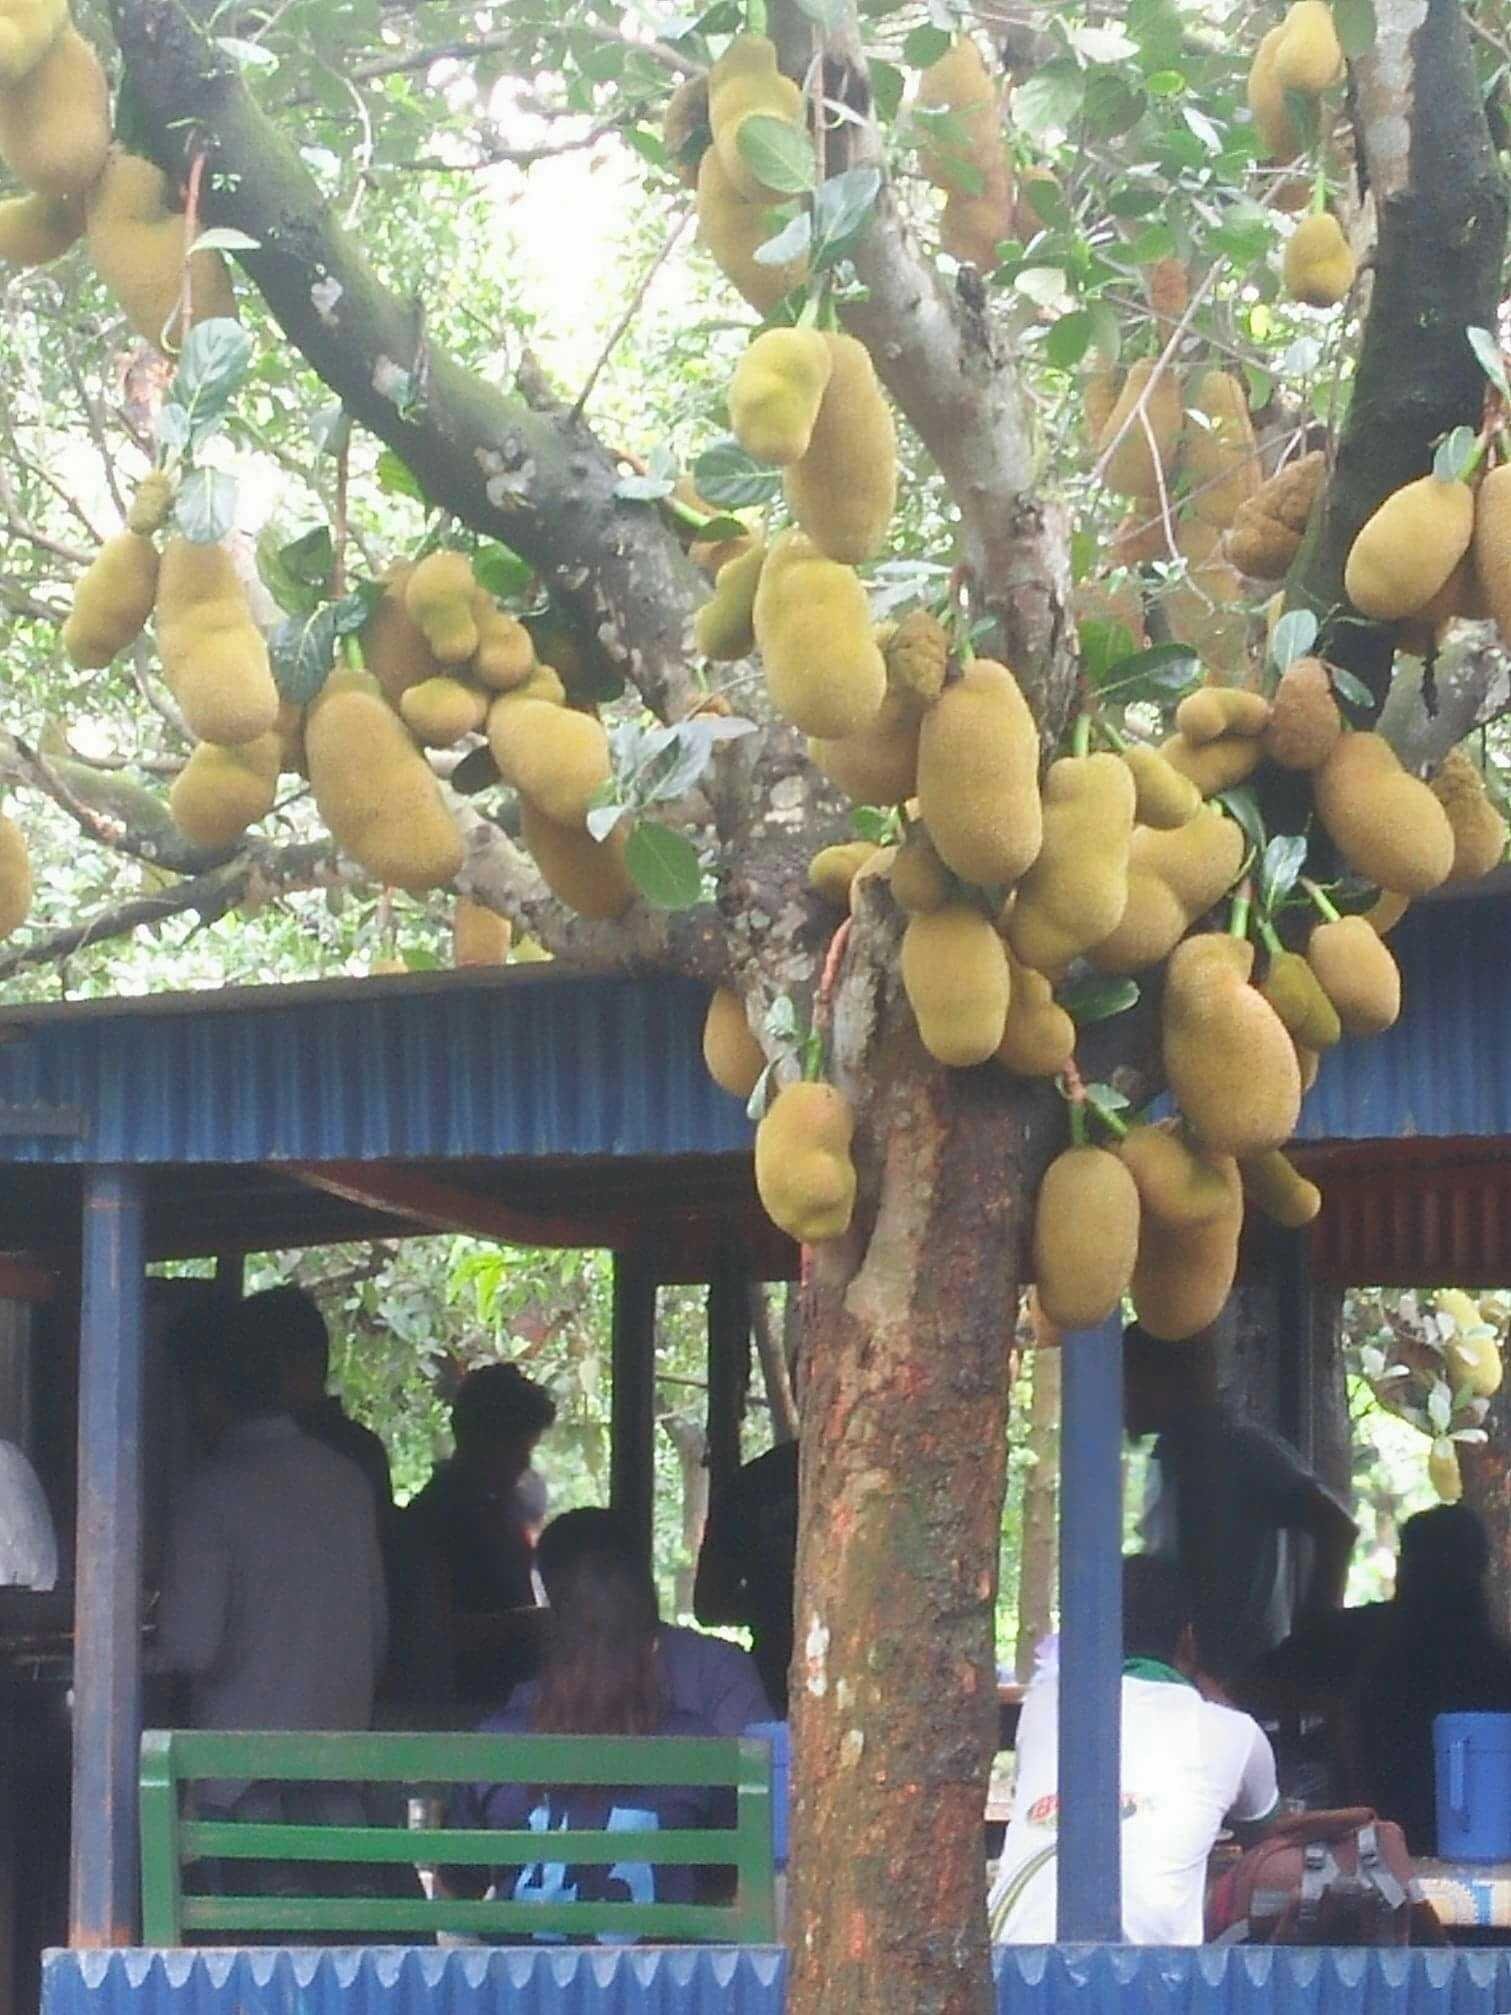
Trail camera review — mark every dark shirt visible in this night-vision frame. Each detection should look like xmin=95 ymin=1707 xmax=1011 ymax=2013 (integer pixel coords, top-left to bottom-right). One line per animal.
xmin=406 ymin=1457 xmax=535 ymax=1614
xmin=299 ymin=1396 xmax=393 ymax=1514
xmin=1356 ymin=1614 xmax=1511 ymax=1854
xmin=695 ymin=1441 xmax=797 ymax=1714
xmin=657 ymin=1624 xmax=772 ymax=1734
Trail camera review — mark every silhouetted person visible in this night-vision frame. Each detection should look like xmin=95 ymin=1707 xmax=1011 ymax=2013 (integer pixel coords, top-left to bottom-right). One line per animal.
xmin=695 ymin=1439 xmax=797 ymax=1714
xmin=264 ymin=1285 xmax=393 ymax=1518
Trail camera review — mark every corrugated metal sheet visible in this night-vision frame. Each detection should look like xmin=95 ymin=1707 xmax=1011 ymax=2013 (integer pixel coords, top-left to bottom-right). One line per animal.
xmin=39 ymin=1945 xmax=1511 ymax=2015
xmin=0 ymin=974 xmax=751 ymax=1168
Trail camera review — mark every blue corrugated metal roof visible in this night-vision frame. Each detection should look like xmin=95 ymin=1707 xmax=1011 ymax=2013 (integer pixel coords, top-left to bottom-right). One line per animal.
xmin=0 ymin=971 xmax=752 ymax=1167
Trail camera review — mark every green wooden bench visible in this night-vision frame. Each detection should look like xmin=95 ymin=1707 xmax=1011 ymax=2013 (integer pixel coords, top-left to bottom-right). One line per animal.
xmin=139 ymin=1729 xmax=777 ymax=1946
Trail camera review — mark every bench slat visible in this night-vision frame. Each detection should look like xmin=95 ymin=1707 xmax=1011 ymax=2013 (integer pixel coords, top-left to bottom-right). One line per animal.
xmin=156 ymin=1730 xmax=766 ymax=1788
xmin=183 ymin=1823 xmax=742 ymax=1866
xmin=179 ymin=1894 xmax=771 ymax=1940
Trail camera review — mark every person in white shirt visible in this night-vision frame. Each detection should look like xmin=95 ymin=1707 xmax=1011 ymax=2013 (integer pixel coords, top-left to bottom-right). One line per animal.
xmin=990 ymin=1556 xmax=1279 ymax=1945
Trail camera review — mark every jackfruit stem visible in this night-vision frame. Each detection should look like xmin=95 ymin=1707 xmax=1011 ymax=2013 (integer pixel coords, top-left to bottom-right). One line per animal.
xmin=1227 ymin=882 xmax=1252 ymax=940
xmin=745 ymin=0 xmax=767 ymax=35
xmin=1071 ymin=712 xmax=1091 ymax=759
xmin=1310 ymin=165 xmax=1327 ymax=218
xmin=1094 ymin=716 xmax=1128 ymax=753
xmin=342 ymin=632 xmax=365 ymax=674
xmin=1067 ymin=1097 xmax=1088 ymax=1148
xmin=797 ymin=289 xmax=824 ymax=331
xmin=1301 ymin=875 xmax=1342 ymax=922
xmin=1258 ymin=916 xmax=1284 ymax=955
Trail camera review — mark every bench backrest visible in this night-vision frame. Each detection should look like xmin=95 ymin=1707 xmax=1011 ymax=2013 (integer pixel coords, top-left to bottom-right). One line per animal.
xmin=139 ymin=1729 xmax=777 ymax=1946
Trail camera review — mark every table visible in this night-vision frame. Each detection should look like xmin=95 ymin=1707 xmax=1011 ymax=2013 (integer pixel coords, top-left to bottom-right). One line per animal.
xmin=1417 ymin=1860 xmax=1511 ymax=1931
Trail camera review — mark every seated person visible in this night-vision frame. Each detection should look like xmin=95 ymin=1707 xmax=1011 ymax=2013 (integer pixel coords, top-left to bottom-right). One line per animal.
xmin=537 ymin=1508 xmax=773 ymax=1734
xmin=990 ymin=1556 xmax=1279 ymax=1944
xmin=443 ymin=1545 xmax=729 ymax=1937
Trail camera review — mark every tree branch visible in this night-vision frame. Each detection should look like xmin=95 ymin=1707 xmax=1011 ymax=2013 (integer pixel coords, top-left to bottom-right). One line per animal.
xmin=1 ymin=736 xmax=237 ymax=875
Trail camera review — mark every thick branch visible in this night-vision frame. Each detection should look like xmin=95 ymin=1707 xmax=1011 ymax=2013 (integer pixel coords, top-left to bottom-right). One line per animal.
xmin=1377 ymin=630 xmax=1511 ymax=767
xmin=2 ymin=739 xmax=230 ymax=877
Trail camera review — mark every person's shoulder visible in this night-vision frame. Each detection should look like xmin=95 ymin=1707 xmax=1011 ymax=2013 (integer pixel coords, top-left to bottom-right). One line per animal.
xmin=659 ymin=1704 xmax=720 ymax=1739
xmin=1194 ymin=1691 xmax=1271 ymax=1749
xmin=662 ymin=1621 xmax=750 ymax=1669
xmin=475 ymin=1689 xmax=535 ymax=1735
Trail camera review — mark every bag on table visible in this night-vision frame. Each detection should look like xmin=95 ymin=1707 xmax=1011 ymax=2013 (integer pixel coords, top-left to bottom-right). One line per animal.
xmin=1205 ymin=1806 xmax=1445 ymax=1946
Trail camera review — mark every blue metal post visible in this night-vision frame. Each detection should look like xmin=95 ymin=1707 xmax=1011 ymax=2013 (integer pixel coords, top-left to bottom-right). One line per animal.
xmin=69 ymin=1167 xmax=145 ymax=1947
xmin=1056 ymin=1315 xmax=1124 ymax=1943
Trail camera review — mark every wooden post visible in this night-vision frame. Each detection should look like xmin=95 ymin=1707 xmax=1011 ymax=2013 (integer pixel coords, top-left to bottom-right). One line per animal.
xmin=610 ymin=1250 xmax=657 ymax=1571
xmin=705 ymin=1246 xmax=750 ymax=1507
xmin=1056 ymin=1314 xmax=1123 ymax=1943
xmin=69 ymin=1167 xmax=145 ymax=1947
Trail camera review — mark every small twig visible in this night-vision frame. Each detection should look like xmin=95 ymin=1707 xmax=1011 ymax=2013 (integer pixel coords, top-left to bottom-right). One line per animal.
xmin=178 ymin=149 xmax=208 ymax=338
xmin=570 ymin=210 xmax=692 ymax=422
xmin=1091 ymin=264 xmax=1221 ymax=489
xmin=813 ymin=917 xmax=853 ymax=1037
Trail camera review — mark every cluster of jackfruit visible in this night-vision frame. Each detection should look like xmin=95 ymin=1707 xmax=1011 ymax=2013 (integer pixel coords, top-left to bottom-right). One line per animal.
xmin=1248 ymin=1 xmax=1344 ymax=162
xmin=1336 ymin=461 xmax=1511 ymax=670
xmin=687 ymin=36 xmax=812 ymax=314
xmin=913 ymin=35 xmax=1015 ymax=270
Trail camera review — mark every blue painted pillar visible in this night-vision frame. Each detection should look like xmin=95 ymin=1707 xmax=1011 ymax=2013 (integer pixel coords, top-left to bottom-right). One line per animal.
xmin=69 ymin=1167 xmax=145 ymax=1947
xmin=1056 ymin=1315 xmax=1124 ymax=1943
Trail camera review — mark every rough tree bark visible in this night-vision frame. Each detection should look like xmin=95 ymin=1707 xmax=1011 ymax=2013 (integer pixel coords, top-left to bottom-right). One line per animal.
xmin=1465 ymin=1373 xmax=1511 ymax=1642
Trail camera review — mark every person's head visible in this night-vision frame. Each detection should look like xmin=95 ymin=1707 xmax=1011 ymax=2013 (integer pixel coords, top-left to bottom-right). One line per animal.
xmin=207 ymin=1288 xmax=310 ymax=1423
xmin=255 ymin=1286 xmax=333 ymax=1412
xmin=1122 ymin=1323 xmax=1219 ymax=1439
xmin=535 ymin=1507 xmax=636 ymax=1605
xmin=1395 ymin=1503 xmax=1492 ymax=1617
xmin=1122 ymin=1554 xmax=1198 ymax=1673
xmin=530 ymin=1541 xmax=662 ymax=1736
xmin=451 ymin=1362 xmax=557 ymax=1494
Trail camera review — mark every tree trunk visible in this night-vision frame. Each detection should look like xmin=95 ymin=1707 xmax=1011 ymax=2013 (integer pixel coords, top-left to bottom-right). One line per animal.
xmin=1015 ymin=1336 xmax=1060 ymax=1682
xmin=1463 ymin=1386 xmax=1511 ymax=1641
xmin=660 ymin=1413 xmax=708 ymax=1619
xmin=752 ymin=1285 xmax=800 ymax=1445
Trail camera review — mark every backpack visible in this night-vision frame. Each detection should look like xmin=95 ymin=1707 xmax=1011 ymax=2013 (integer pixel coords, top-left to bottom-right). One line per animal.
xmin=1205 ymin=1807 xmax=1445 ymax=1946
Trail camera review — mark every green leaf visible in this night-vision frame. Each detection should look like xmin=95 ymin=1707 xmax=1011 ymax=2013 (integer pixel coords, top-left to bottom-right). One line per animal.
xmin=616 ymin=472 xmax=676 ymax=501
xmin=472 ymin=541 xmax=532 ymax=599
xmin=1093 ymin=642 xmax=1201 ymax=702
xmin=1045 ymin=310 xmax=1093 ymax=370
xmin=745 ymin=1059 xmax=776 ymax=1123
xmin=811 ymin=166 xmax=881 ymax=267
xmin=1270 ymin=606 xmax=1318 ymax=670
xmin=902 ymin=23 xmax=952 ymax=66
xmin=173 ymin=468 xmax=238 ymax=544
xmin=1084 ymin=1080 xmax=1131 ymax=1114
xmin=216 ymin=34 xmax=280 ymax=70
xmin=850 ymin=804 xmax=894 ymax=843
xmin=449 ymin=744 xmax=503 ymax=796
xmin=869 ymin=59 xmax=905 ymax=123
xmin=168 ymin=318 xmax=255 ymax=425
xmin=735 ymin=115 xmax=814 ymax=195
xmin=790 ymin=0 xmax=845 ymax=24
xmin=1059 ymin=975 xmax=1140 ymax=1026
xmin=1083 ymin=69 xmax=1145 ymax=140
xmin=1260 ymin=833 xmax=1309 ymax=910
xmin=1332 ymin=0 xmax=1377 ymax=59
xmin=269 ymin=594 xmax=366 ymax=705
xmin=1467 ymin=326 xmax=1509 ymax=401
xmin=189 ymin=226 xmax=262 ymax=255
xmin=1218 ymin=785 xmax=1265 ymax=857
xmin=754 ymin=210 xmax=812 ymax=267
xmin=625 ymin=821 xmax=704 ymax=908
xmin=256 ymin=524 xmax=334 ymax=615
xmin=1434 ymin=425 xmax=1477 ymax=483
xmin=376 ymin=449 xmax=429 ymax=506
xmin=1014 ymin=62 xmax=1085 ymax=141
xmin=1329 ymin=664 xmax=1374 ymax=713
xmin=693 ymin=438 xmax=783 ymax=509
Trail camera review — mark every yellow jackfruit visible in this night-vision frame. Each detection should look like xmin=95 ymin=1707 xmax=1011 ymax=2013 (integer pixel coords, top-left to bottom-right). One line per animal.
xmin=1129 ymin=1151 xmax=1243 ymax=1341
xmin=994 ymin=946 xmax=1075 ymax=1077
xmin=809 ymin=693 xmax=920 ymax=806
xmin=127 ymin=471 xmax=175 ymax=538
xmin=1033 ymin=1145 xmax=1141 ymax=1331
xmin=940 ymin=164 xmax=1015 ymax=269
xmin=916 ymin=36 xmax=999 ymax=191
xmin=694 ymin=147 xmax=808 ymax=315
xmin=809 ymin=841 xmax=878 ymax=909
xmin=1470 ymin=463 xmax=1511 ymax=650
xmin=168 ymin=733 xmax=280 ymax=847
xmin=753 ymin=529 xmax=886 ymax=739
xmin=471 ymin=592 xmax=535 ymax=691
xmin=453 ymin=897 xmax=512 ymax=967
xmin=1089 ymin=804 xmax=1246 ymax=974
xmin=62 ymin=531 xmax=159 ymax=669
xmin=1121 ymin=744 xmax=1200 ymax=830
xmin=1084 ymin=368 xmax=1122 ymax=447
xmin=276 ymin=699 xmax=306 ymax=775
xmin=1261 ymin=948 xmax=1342 ymax=1049
xmin=1295 ymin=1042 xmax=1321 ymax=1093
xmin=0 ymin=25 xmax=107 ymax=197
xmin=901 ymin=900 xmax=1011 ymax=1065
xmin=405 ymin=552 xmax=478 ymax=664
xmin=0 ymin=187 xmax=78 ymax=264
xmin=85 ymin=151 xmax=238 ymax=346
xmin=1187 ymin=371 xmax=1260 ymax=529
xmin=0 ymin=0 xmax=61 ymax=80
xmin=1346 ymin=474 xmax=1475 ymax=620
xmin=730 ymin=327 xmax=833 ymax=466
xmin=399 ymin=675 xmax=488 ymax=747
xmin=891 ymin=823 xmax=952 ymax=914
xmin=1097 ymin=357 xmax=1184 ymax=500
xmin=361 ymin=565 xmax=444 ymax=702
xmin=1438 ymin=1289 xmax=1503 ymax=1399
xmin=1263 ymin=655 xmax=1342 ymax=770
xmin=707 ymin=36 xmax=806 ymax=203
xmin=1119 ymin=1120 xmax=1235 ymax=1230
xmin=694 ymin=540 xmax=766 ymax=662
xmin=884 ymin=609 xmax=949 ymax=706
xmin=1274 ymin=0 xmax=1344 ymax=92
xmin=518 ymin=797 xmax=635 ymax=921
xmin=1241 ymin=1148 xmax=1322 ymax=1229
xmin=703 ymin=986 xmax=765 ymax=1099
xmin=495 ymin=701 xmax=610 ymax=828
xmin=156 ymin=538 xmax=279 ymax=747
xmin=1429 ymin=1437 xmax=1463 ymax=1503
xmin=1313 ymin=731 xmax=1455 ymax=894
xmin=917 ymin=658 xmax=1042 ymax=888
xmin=1284 ymin=212 xmax=1355 ymax=307
xmin=755 ymin=1080 xmax=856 ymax=1243
xmin=784 ymin=333 xmax=897 ymax=565
xmin=305 ymin=670 xmax=463 ymax=891
xmin=1431 ymin=748 xmax=1507 ymax=882
xmin=1162 ymin=932 xmax=1302 ymax=1155
xmin=1148 ymin=257 xmax=1189 ymax=320
xmin=1225 ymin=451 xmax=1325 ymax=579
xmin=1175 ymin=686 xmax=1271 ymax=746
xmin=662 ymin=73 xmax=710 ymax=187
xmin=1007 ymin=753 xmax=1135 ymax=973
xmin=1365 ymin=889 xmax=1411 ymax=936
xmin=0 ymin=814 xmax=29 ymax=937
xmin=1306 ymin=913 xmax=1400 ymax=1035
xmin=1159 ymin=729 xmax=1263 ymax=797
xmin=1248 ymin=25 xmax=1303 ymax=161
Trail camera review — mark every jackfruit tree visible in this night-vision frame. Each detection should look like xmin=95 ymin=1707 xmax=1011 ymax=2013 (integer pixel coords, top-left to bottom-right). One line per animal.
xmin=1 ymin=0 xmax=1510 ymax=2005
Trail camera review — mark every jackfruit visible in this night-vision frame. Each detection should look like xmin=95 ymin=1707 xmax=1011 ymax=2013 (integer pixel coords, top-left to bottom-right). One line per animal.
xmin=884 ymin=609 xmax=949 ymax=706
xmin=901 ymin=901 xmax=1010 ymax=1065
xmin=0 ymin=25 xmax=106 ymax=197
xmin=1224 ymin=451 xmax=1325 ymax=579
xmin=399 ymin=675 xmax=488 ymax=747
xmin=1306 ymin=913 xmax=1400 ymax=1035
xmin=754 ymin=1080 xmax=856 ymax=1243
xmin=1313 ymin=731 xmax=1455 ymax=894
xmin=1295 ymin=1042 xmax=1321 ymax=1093
xmin=1263 ymin=655 xmax=1342 ymax=770
xmin=1471 ymin=463 xmax=1511 ymax=650
xmin=1187 ymin=371 xmax=1260 ymax=529
xmin=0 ymin=0 xmax=61 ymax=81
xmin=784 ymin=333 xmax=897 ymax=565
xmin=1431 ymin=748 xmax=1507 ymax=882
xmin=809 ymin=692 xmax=920 ymax=806
xmin=1241 ymin=1148 xmax=1322 ymax=1228
xmin=453 ymin=897 xmax=511 ymax=967
xmin=1162 ymin=932 xmax=1302 ymax=1155
xmin=1129 ymin=1151 xmax=1244 ymax=1340
xmin=994 ymin=946 xmax=1075 ymax=1077
xmin=404 ymin=551 xmax=478 ymax=664
xmin=917 ymin=658 xmax=1041 ymax=888
xmin=1159 ymin=729 xmax=1263 ymax=797
xmin=305 ymin=669 xmax=463 ymax=891
xmin=518 ymin=797 xmax=635 ymax=921
xmin=1365 ymin=889 xmax=1411 ymax=936
xmin=62 ymin=531 xmax=159 ymax=669
xmin=471 ymin=593 xmax=535 ymax=691
xmin=127 ymin=471 xmax=174 ymax=538
xmin=1274 ymin=0 xmax=1344 ymax=92
xmin=753 ymin=529 xmax=886 ymax=739
xmin=1429 ymin=1437 xmax=1463 ymax=1503
xmin=707 ymin=36 xmax=806 ymax=203
xmin=1248 ymin=25 xmax=1303 ymax=161
xmin=694 ymin=539 xmax=766 ymax=661
xmin=809 ymin=840 xmax=879 ymax=909
xmin=0 ymin=187 xmax=78 ymax=264
xmin=694 ymin=147 xmax=808 ymax=315
xmin=1284 ymin=211 xmax=1356 ymax=308
xmin=1089 ymin=804 xmax=1246 ymax=974
xmin=361 ymin=565 xmax=445 ymax=702
xmin=1175 ymin=686 xmax=1271 ymax=746
xmin=497 ymin=701 xmax=610 ymax=828
xmin=1148 ymin=257 xmax=1189 ymax=321
xmin=730 ymin=327 xmax=833 ymax=466
xmin=1033 ymin=1145 xmax=1141 ymax=1331
xmin=940 ymin=166 xmax=1015 ymax=269
xmin=87 ymin=151 xmax=239 ymax=347
xmin=156 ymin=538 xmax=279 ymax=747
xmin=891 ymin=823 xmax=952 ymax=914
xmin=662 ymin=72 xmax=710 ymax=187
xmin=1121 ymin=744 xmax=1201 ymax=830
xmin=168 ymin=733 xmax=280 ymax=847
xmin=916 ymin=36 xmax=999 ymax=192
xmin=1083 ymin=368 xmax=1121 ymax=447
xmin=703 ymin=985 xmax=765 ymax=1098
xmin=276 ymin=699 xmax=306 ymax=775
xmin=0 ymin=814 xmax=29 ymax=937
xmin=1345 ymin=474 xmax=1475 ymax=621
xmin=1007 ymin=752 xmax=1135 ymax=973
xmin=1097 ymin=357 xmax=1184 ymax=500
xmin=1260 ymin=948 xmax=1342 ymax=1049
xmin=1119 ymin=1120 xmax=1236 ymax=1230
xmin=1438 ymin=1289 xmax=1503 ymax=1399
